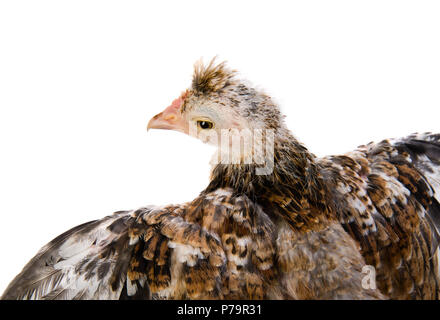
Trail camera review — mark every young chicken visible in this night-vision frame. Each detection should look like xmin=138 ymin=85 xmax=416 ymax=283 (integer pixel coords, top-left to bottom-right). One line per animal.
xmin=2 ymin=59 xmax=439 ymax=300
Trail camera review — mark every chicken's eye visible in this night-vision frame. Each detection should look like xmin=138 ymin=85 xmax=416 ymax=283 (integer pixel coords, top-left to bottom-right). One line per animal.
xmin=197 ymin=120 xmax=214 ymax=129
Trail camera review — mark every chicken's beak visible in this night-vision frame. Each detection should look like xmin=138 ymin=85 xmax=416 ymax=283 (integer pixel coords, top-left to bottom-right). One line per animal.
xmin=147 ymin=98 xmax=187 ymax=133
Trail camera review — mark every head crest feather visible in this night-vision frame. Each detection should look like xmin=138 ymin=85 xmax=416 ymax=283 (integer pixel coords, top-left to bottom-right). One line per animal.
xmin=192 ymin=57 xmax=236 ymax=94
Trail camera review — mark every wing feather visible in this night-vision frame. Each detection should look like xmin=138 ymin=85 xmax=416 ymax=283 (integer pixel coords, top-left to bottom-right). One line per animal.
xmin=1 ymin=190 xmax=277 ymax=300
xmin=320 ymin=132 xmax=440 ymax=299
xmin=1 ymin=211 xmax=138 ymax=300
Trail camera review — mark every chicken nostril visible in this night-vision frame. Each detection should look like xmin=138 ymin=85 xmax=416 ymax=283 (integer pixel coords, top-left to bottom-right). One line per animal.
xmin=164 ymin=114 xmax=177 ymax=122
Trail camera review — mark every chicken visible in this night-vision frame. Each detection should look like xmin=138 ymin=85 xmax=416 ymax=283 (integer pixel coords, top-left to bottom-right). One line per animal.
xmin=1 ymin=59 xmax=439 ymax=300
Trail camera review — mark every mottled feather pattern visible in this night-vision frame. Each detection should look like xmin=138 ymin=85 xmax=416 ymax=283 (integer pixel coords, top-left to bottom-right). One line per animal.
xmin=1 ymin=212 xmax=135 ymax=300
xmin=1 ymin=190 xmax=277 ymax=300
xmin=320 ymin=133 xmax=440 ymax=299
xmin=2 ymin=59 xmax=440 ymax=300
xmin=275 ymin=220 xmax=383 ymax=299
xmin=3 ymin=132 xmax=439 ymax=299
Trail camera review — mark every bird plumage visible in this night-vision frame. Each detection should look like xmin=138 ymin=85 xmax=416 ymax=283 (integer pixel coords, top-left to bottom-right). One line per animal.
xmin=2 ymin=59 xmax=439 ymax=300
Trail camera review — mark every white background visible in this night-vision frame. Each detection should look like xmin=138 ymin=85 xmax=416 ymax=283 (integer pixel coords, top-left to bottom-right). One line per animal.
xmin=0 ymin=1 xmax=439 ymax=295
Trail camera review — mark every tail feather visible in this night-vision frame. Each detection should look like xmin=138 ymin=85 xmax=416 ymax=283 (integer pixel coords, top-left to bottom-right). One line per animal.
xmin=394 ymin=133 xmax=440 ymax=255
xmin=394 ymin=133 xmax=440 ymax=198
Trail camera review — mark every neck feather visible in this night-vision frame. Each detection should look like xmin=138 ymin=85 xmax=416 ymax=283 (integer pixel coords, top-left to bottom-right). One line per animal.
xmin=203 ymin=129 xmax=335 ymax=231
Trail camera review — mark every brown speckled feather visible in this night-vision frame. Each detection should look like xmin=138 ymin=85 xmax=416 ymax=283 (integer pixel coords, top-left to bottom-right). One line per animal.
xmin=320 ymin=133 xmax=440 ymax=299
xmin=2 ymin=60 xmax=439 ymax=300
xmin=1 ymin=190 xmax=277 ymax=299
